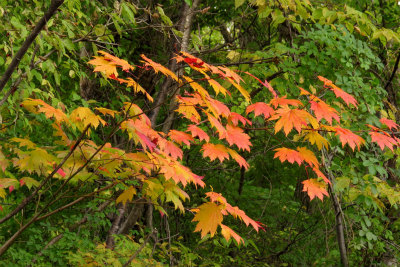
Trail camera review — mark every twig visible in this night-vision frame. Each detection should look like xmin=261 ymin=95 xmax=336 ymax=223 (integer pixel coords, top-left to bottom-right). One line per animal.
xmin=0 ymin=0 xmax=64 ymax=93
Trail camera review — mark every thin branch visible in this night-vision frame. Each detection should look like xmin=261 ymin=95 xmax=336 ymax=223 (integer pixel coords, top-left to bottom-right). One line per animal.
xmin=384 ymin=50 xmax=400 ymax=90
xmin=0 ymin=0 xmax=64 ymax=93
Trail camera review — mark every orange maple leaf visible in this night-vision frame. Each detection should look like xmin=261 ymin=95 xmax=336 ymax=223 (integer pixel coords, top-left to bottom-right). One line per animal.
xmin=168 ymin=130 xmax=194 ymax=147
xmin=206 ymin=191 xmax=227 ymax=204
xmin=302 ymin=179 xmax=329 ymax=200
xmin=183 ymin=76 xmax=210 ymax=98
xmin=187 ymin=125 xmax=210 ymax=142
xmin=311 ymin=166 xmax=331 ymax=184
xmin=117 ymin=77 xmax=153 ymax=102
xmin=369 ymin=131 xmax=398 ymax=151
xmin=310 ymin=100 xmax=340 ymax=125
xmin=334 ymin=126 xmax=365 ymax=151
xmin=141 ymin=54 xmax=179 ymax=81
xmin=330 ymin=84 xmax=358 ymax=108
xmin=225 ymin=204 xmax=260 ymax=231
xmin=228 ymin=112 xmax=252 ymax=126
xmin=201 ymin=143 xmax=230 ymax=162
xmin=98 ymin=51 xmax=134 ymax=72
xmin=206 ymin=75 xmax=229 ymax=96
xmin=274 ymin=147 xmax=319 ymax=167
xmin=380 ymin=118 xmax=399 ymax=130
xmin=159 ymin=139 xmax=183 ymax=160
xmin=274 ymin=147 xmax=303 ymax=165
xmin=227 ymin=148 xmax=249 ymax=169
xmin=224 ymin=125 xmax=252 ymax=151
xmin=269 ymin=96 xmax=303 ymax=109
xmin=246 ymin=102 xmax=275 ymax=119
xmin=221 ymin=224 xmax=244 ymax=245
xmin=297 ymin=147 xmax=319 ymax=167
xmin=207 ymin=97 xmax=231 ymax=118
xmin=207 ymin=114 xmax=227 ymax=139
xmin=270 ymin=107 xmax=315 ymax=135
xmin=192 ymin=202 xmax=223 ymax=238
xmin=88 ymin=56 xmax=118 ymax=77
xmin=318 ymin=76 xmax=357 ymax=107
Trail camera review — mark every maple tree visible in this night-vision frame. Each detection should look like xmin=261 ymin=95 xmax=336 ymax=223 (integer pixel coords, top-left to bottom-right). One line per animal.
xmin=3 ymin=0 xmax=400 ymax=266
xmin=2 ymin=49 xmax=399 ymax=251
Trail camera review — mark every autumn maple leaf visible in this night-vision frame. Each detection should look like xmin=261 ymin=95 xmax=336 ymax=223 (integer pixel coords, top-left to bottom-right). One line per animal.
xmin=141 ymin=54 xmax=179 ymax=81
xmin=274 ymin=147 xmax=319 ymax=167
xmin=269 ymin=96 xmax=303 ymax=109
xmin=369 ymin=131 xmax=398 ymax=151
xmin=227 ymin=148 xmax=249 ymax=169
xmin=270 ymin=107 xmax=315 ymax=135
xmin=187 ymin=125 xmax=210 ymax=142
xmin=310 ymin=100 xmax=340 ymax=125
xmin=201 ymin=143 xmax=230 ymax=162
xmin=274 ymin=147 xmax=302 ymax=165
xmin=380 ymin=118 xmax=399 ymax=130
xmin=329 ymin=84 xmax=358 ymax=108
xmin=302 ymin=179 xmax=329 ymax=200
xmin=246 ymin=102 xmax=275 ymax=119
xmin=207 ymin=114 xmax=227 ymax=139
xmin=221 ymin=224 xmax=244 ymax=245
xmin=303 ymin=130 xmax=329 ymax=150
xmin=168 ymin=130 xmax=194 ymax=147
xmin=297 ymin=147 xmax=319 ymax=167
xmin=88 ymin=56 xmax=118 ymax=77
xmin=159 ymin=139 xmax=183 ymax=160
xmin=192 ymin=202 xmax=223 ymax=238
xmin=207 ymin=97 xmax=231 ymax=118
xmin=334 ymin=126 xmax=365 ymax=151
xmin=317 ymin=76 xmax=357 ymax=107
xmin=224 ymin=125 xmax=252 ymax=151
xmin=228 ymin=112 xmax=252 ymax=126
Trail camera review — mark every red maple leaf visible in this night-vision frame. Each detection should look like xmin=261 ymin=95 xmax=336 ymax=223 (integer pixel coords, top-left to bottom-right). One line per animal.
xmin=229 ymin=112 xmax=252 ymax=126
xmin=369 ymin=131 xmax=398 ymax=151
xmin=274 ymin=147 xmax=303 ymax=165
xmin=224 ymin=125 xmax=252 ymax=151
xmin=246 ymin=102 xmax=275 ymax=119
xmin=269 ymin=96 xmax=303 ymax=109
xmin=334 ymin=126 xmax=365 ymax=151
xmin=380 ymin=118 xmax=399 ymax=130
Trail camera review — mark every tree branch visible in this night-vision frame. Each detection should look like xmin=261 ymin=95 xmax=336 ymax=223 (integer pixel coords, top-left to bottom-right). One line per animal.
xmin=0 ymin=0 xmax=64 ymax=93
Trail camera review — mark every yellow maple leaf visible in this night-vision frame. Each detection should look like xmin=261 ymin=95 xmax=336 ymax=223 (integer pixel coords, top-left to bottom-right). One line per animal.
xmin=192 ymin=202 xmax=223 ymax=238
xmin=304 ymin=130 xmax=329 ymax=150
xmin=95 ymin=107 xmax=118 ymax=118
xmin=183 ymin=76 xmax=210 ymax=98
xmin=70 ymin=107 xmax=106 ymax=131
xmin=116 ymin=186 xmax=137 ymax=205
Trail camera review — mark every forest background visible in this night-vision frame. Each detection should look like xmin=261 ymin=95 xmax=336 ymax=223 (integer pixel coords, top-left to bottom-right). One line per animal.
xmin=1 ymin=0 xmax=400 ymax=266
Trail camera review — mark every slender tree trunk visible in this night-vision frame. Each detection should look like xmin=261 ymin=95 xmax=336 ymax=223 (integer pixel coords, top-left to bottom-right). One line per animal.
xmin=322 ymin=149 xmax=349 ymax=267
xmin=329 ymin=186 xmax=349 ymax=267
xmin=161 ymin=0 xmax=201 ymax=133
xmin=148 ymin=0 xmax=201 ymax=128
xmin=106 ymin=203 xmax=126 ymax=249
